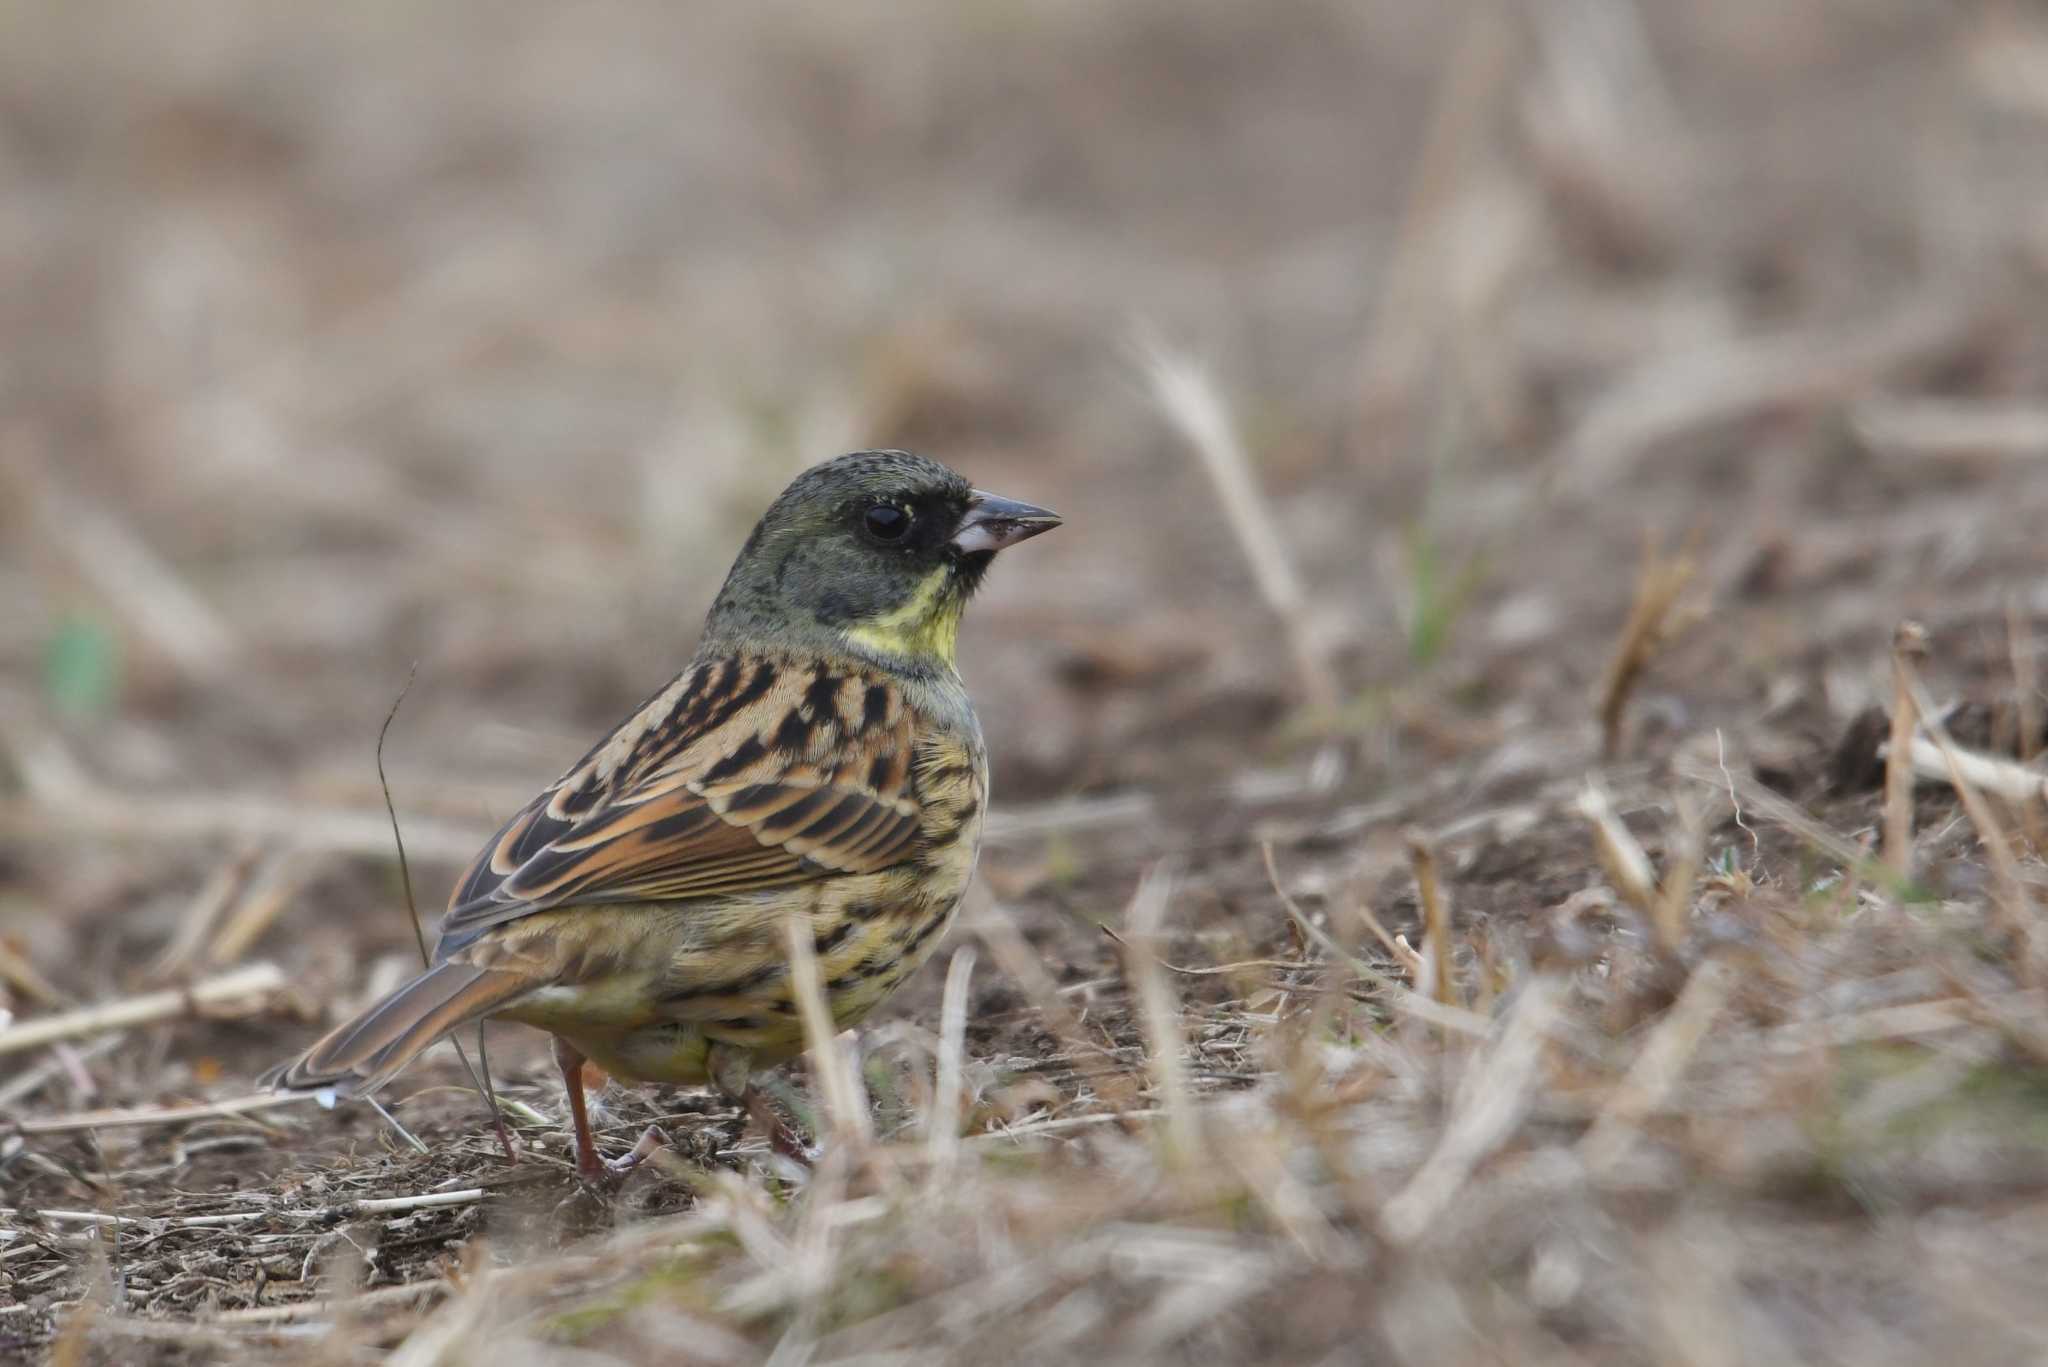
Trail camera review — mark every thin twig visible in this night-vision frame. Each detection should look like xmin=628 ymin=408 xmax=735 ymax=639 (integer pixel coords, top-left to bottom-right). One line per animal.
xmin=373 ymin=664 xmax=512 ymax=1161
xmin=5 ymin=1190 xmax=483 ymax=1229
xmin=10 ymin=1091 xmax=308 ymax=1135
xmin=204 ymin=1279 xmax=451 ymax=1326
xmin=0 ymin=964 xmax=287 ymax=1058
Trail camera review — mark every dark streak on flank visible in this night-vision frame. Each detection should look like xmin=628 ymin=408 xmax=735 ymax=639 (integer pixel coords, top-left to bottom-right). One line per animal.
xmin=662 ymin=962 xmax=784 ymax=1003
xmin=900 ymin=911 xmax=946 ymax=960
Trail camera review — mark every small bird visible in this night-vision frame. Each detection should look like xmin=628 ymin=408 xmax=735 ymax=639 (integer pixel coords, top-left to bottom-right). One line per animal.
xmin=264 ymin=451 xmax=1060 ymax=1179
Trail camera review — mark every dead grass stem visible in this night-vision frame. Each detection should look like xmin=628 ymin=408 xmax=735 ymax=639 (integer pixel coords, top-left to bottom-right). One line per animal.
xmin=1596 ymin=533 xmax=1699 ymax=758
xmin=1886 ymin=621 xmax=1930 ymax=881
xmin=1139 ymin=344 xmax=1340 ymax=719
xmin=0 ymin=963 xmax=286 ymax=1059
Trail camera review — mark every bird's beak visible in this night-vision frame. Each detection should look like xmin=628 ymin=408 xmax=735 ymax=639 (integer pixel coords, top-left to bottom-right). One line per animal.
xmin=951 ymin=489 xmax=1063 ymax=554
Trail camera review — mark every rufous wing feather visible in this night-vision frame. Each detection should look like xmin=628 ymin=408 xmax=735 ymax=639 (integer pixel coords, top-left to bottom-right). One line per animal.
xmin=435 ymin=652 xmax=923 ymax=951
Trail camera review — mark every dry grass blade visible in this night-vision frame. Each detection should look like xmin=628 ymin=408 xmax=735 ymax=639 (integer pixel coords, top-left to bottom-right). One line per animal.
xmin=0 ymin=771 xmax=492 ymax=863
xmin=1852 ymin=396 xmax=2048 ymax=461
xmin=1901 ymin=678 xmax=2039 ymax=977
xmin=1763 ymin=991 xmax=2046 ymax=1052
xmin=0 ymin=1035 xmax=121 ymax=1109
xmin=1580 ymin=957 xmax=1737 ymax=1169
xmin=1576 ymin=780 xmax=1660 ymax=930
xmin=2011 ymin=594 xmax=2044 ymax=765
xmin=927 ymin=945 xmax=978 ymax=1171
xmin=1138 ymin=342 xmax=1339 ymax=718
xmin=1885 ymin=621 xmax=1929 ymax=880
xmin=1380 ymin=976 xmax=1559 ymax=1245
xmin=1656 ymin=791 xmax=1706 ymax=952
xmin=144 ymin=845 xmax=260 ymax=983
xmin=1561 ymin=290 xmax=1979 ymax=485
xmin=0 ymin=962 xmax=286 ymax=1058
xmin=974 ymin=898 xmax=1143 ymax=1112
xmin=1596 ymin=533 xmax=1698 ymax=758
xmin=11 ymin=1090 xmax=305 ymax=1135
xmin=7 ymin=446 xmax=242 ymax=683
xmin=205 ymin=850 xmax=328 ymax=966
xmin=1261 ymin=841 xmax=1419 ymax=979
xmin=387 ymin=1269 xmax=498 ymax=1367
xmin=1118 ymin=865 xmax=1200 ymax=1161
xmin=1673 ymin=748 xmax=1873 ymax=873
xmin=782 ymin=910 xmax=872 ymax=1148
xmin=5 ymin=1189 xmax=482 ymax=1228
xmin=0 ymin=938 xmax=70 ymax=1010
xmin=204 ymin=1280 xmax=451 ymax=1327
xmin=1407 ymin=831 xmax=1457 ymax=1007
xmin=1358 ymin=0 xmax=1515 ymax=409
xmin=1898 ymin=735 xmax=2048 ymax=808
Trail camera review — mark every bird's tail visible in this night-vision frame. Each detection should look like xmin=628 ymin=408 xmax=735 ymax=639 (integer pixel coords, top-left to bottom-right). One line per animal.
xmin=261 ymin=962 xmax=534 ymax=1097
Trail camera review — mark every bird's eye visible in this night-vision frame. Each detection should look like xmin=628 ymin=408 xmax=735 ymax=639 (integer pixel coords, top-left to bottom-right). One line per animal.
xmin=864 ymin=504 xmax=912 ymax=542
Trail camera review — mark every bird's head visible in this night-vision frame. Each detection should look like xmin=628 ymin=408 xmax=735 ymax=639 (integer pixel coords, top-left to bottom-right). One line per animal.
xmin=703 ymin=450 xmax=1061 ymax=674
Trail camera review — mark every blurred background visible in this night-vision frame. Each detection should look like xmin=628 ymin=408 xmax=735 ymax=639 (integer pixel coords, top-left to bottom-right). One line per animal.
xmin=10 ymin=0 xmax=2048 ymax=1115
xmin=6 ymin=0 xmax=2048 ymax=1355
xmin=9 ymin=0 xmax=2048 ymax=1094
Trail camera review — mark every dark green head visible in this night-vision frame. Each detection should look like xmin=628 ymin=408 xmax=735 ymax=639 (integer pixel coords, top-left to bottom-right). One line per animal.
xmin=701 ymin=450 xmax=1060 ymax=673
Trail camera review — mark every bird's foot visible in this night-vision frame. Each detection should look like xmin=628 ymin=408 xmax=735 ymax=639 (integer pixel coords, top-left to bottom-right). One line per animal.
xmin=575 ymin=1124 xmax=672 ymax=1188
xmin=746 ymin=1088 xmax=820 ymax=1167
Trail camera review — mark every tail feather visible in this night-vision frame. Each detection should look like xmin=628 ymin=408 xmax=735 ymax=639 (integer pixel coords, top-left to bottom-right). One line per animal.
xmin=262 ymin=962 xmax=535 ymax=1097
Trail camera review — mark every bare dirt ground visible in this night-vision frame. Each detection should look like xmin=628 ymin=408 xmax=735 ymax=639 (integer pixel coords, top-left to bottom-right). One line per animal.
xmin=6 ymin=2 xmax=2048 ymax=1362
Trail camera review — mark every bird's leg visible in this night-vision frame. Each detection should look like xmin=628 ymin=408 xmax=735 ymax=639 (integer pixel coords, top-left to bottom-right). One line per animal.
xmin=553 ymin=1035 xmax=606 ymax=1182
xmin=552 ymin=1035 xmax=668 ymax=1184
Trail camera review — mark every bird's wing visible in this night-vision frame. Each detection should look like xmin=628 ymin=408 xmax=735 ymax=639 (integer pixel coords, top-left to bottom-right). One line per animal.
xmin=435 ymin=652 xmax=923 ymax=953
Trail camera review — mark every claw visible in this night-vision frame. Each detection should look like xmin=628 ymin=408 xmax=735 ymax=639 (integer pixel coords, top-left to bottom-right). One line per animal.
xmin=576 ymin=1123 xmax=672 ymax=1187
xmin=746 ymin=1086 xmax=819 ymax=1166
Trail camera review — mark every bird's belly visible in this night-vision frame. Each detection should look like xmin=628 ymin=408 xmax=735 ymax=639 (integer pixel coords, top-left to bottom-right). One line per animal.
xmin=488 ymin=866 xmax=972 ymax=1086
